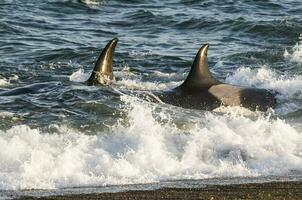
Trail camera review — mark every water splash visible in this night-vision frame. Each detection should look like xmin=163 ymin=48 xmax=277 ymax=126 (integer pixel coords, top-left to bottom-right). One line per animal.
xmin=70 ymin=68 xmax=182 ymax=90
xmin=284 ymin=34 xmax=302 ymax=63
xmin=0 ymin=74 xmax=18 ymax=87
xmin=225 ymin=67 xmax=302 ymax=114
xmin=0 ymin=96 xmax=301 ymax=190
xmin=226 ymin=67 xmax=302 ymax=97
xmin=0 ymin=78 xmax=10 ymax=87
xmin=69 ymin=68 xmax=90 ymax=82
xmin=80 ymin=0 xmax=106 ymax=6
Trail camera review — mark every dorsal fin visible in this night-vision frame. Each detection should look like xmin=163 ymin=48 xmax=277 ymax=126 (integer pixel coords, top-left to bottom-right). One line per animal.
xmin=179 ymin=43 xmax=220 ymax=90
xmin=87 ymin=37 xmax=118 ymax=85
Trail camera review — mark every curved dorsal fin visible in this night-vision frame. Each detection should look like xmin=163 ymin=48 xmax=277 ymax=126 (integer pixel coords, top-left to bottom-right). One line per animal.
xmin=87 ymin=37 xmax=118 ymax=85
xmin=179 ymin=43 xmax=220 ymax=90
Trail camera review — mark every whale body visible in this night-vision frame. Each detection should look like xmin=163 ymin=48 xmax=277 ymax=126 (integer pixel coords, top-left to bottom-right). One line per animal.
xmin=155 ymin=44 xmax=276 ymax=111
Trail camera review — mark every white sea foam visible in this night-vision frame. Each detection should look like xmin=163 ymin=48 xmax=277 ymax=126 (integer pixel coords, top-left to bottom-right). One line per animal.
xmin=48 ymin=0 xmax=106 ymax=6
xmin=83 ymin=0 xmax=106 ymax=5
xmin=284 ymin=34 xmax=302 ymax=63
xmin=69 ymin=68 xmax=182 ymax=90
xmin=0 ymin=74 xmax=19 ymax=87
xmin=225 ymin=67 xmax=302 ymax=114
xmin=115 ymin=79 xmax=180 ymax=91
xmin=114 ymin=69 xmax=182 ymax=90
xmin=0 ymin=77 xmax=10 ymax=87
xmin=0 ymin=95 xmax=301 ymax=190
xmin=69 ymin=68 xmax=90 ymax=82
xmin=226 ymin=67 xmax=302 ymax=96
xmin=129 ymin=50 xmax=153 ymax=57
xmin=0 ymin=79 xmax=9 ymax=87
xmin=0 ymin=111 xmax=15 ymax=118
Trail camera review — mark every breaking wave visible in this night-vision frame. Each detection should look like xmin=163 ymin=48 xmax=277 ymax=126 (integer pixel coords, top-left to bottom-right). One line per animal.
xmin=0 ymin=94 xmax=301 ymax=190
xmin=284 ymin=34 xmax=302 ymax=63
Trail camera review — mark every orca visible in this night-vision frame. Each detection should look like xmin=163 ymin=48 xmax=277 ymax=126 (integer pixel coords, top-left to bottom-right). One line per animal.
xmin=0 ymin=38 xmax=118 ymax=97
xmin=86 ymin=37 xmax=118 ymax=85
xmin=155 ymin=44 xmax=276 ymax=111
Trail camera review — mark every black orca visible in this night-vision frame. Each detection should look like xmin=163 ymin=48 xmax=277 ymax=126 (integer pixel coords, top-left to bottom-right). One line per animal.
xmin=155 ymin=44 xmax=276 ymax=111
xmin=86 ymin=37 xmax=118 ymax=85
xmin=0 ymin=38 xmax=119 ymax=97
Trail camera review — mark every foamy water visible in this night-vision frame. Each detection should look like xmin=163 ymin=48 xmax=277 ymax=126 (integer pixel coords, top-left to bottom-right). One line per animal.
xmin=0 ymin=75 xmax=19 ymax=88
xmin=0 ymin=95 xmax=301 ymax=190
xmin=70 ymin=68 xmax=182 ymax=90
xmin=0 ymin=64 xmax=302 ymax=190
xmin=284 ymin=34 xmax=302 ymax=63
xmin=0 ymin=77 xmax=10 ymax=87
xmin=225 ymin=67 xmax=302 ymax=114
xmin=69 ymin=68 xmax=90 ymax=83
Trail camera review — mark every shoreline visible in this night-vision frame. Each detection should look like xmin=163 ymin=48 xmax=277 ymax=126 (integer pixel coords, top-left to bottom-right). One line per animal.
xmin=20 ymin=181 xmax=302 ymax=200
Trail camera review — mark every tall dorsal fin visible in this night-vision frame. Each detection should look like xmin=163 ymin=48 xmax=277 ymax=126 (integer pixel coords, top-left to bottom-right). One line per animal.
xmin=179 ymin=43 xmax=220 ymax=90
xmin=87 ymin=37 xmax=118 ymax=85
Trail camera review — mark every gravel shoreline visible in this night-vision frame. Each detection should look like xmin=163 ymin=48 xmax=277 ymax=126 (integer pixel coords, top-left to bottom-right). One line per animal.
xmin=19 ymin=181 xmax=302 ymax=200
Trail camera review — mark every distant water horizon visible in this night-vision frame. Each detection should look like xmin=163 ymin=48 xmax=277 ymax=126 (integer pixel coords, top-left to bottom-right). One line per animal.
xmin=0 ymin=0 xmax=301 ymax=197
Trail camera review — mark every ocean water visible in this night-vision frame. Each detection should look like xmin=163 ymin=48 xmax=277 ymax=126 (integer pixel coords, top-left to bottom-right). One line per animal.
xmin=0 ymin=0 xmax=302 ymax=197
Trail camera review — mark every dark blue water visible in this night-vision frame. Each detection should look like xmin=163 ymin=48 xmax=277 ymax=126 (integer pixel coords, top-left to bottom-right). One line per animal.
xmin=0 ymin=0 xmax=302 ymax=196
